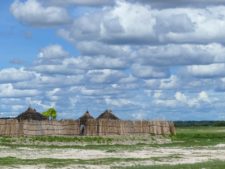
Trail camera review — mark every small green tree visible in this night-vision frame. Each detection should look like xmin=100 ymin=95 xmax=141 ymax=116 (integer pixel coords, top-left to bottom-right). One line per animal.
xmin=42 ymin=108 xmax=57 ymax=120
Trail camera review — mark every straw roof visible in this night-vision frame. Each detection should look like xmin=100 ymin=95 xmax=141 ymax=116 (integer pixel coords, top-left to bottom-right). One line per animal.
xmin=17 ymin=107 xmax=47 ymax=121
xmin=79 ymin=111 xmax=94 ymax=125
xmin=97 ymin=109 xmax=119 ymax=120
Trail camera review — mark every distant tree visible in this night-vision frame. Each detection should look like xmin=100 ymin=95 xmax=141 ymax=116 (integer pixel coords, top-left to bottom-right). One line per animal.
xmin=42 ymin=108 xmax=57 ymax=120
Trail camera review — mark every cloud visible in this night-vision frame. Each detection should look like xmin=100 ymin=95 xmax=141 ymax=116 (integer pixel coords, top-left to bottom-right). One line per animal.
xmin=154 ymin=13 xmax=194 ymax=34
xmin=128 ymin=0 xmax=225 ymax=8
xmin=37 ymin=44 xmax=69 ymax=64
xmin=29 ymin=42 xmax=129 ymax=78
xmin=0 ymin=68 xmax=37 ymax=83
xmin=134 ymin=44 xmax=220 ymax=66
xmin=44 ymin=0 xmax=114 ymax=6
xmin=198 ymin=91 xmax=210 ymax=102
xmin=86 ymin=69 xmax=126 ymax=84
xmin=216 ymin=78 xmax=225 ymax=91
xmin=0 ymin=84 xmax=40 ymax=98
xmin=104 ymin=97 xmax=137 ymax=108
xmin=39 ymin=75 xmax=84 ymax=87
xmin=33 ymin=53 xmax=128 ymax=75
xmin=59 ymin=13 xmax=102 ymax=42
xmin=145 ymin=75 xmax=179 ymax=90
xmin=32 ymin=64 xmax=85 ymax=75
xmin=154 ymin=91 xmax=210 ymax=108
xmin=175 ymin=91 xmax=210 ymax=107
xmin=153 ymin=99 xmax=177 ymax=108
xmin=10 ymin=0 xmax=70 ymax=27
xmin=46 ymin=88 xmax=61 ymax=101
xmin=38 ymin=45 xmax=68 ymax=60
xmin=75 ymin=41 xmax=132 ymax=58
xmin=186 ymin=64 xmax=225 ymax=78
xmin=131 ymin=64 xmax=170 ymax=79
xmin=64 ymin=56 xmax=128 ymax=70
xmin=59 ymin=2 xmax=225 ymax=45
xmin=59 ymin=1 xmax=156 ymax=44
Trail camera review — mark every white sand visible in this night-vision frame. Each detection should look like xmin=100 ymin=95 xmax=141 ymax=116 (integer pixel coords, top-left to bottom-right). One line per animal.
xmin=1 ymin=144 xmax=225 ymax=168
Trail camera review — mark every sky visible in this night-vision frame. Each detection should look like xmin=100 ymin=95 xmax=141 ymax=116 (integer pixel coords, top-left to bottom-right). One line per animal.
xmin=1 ymin=0 xmax=225 ymax=120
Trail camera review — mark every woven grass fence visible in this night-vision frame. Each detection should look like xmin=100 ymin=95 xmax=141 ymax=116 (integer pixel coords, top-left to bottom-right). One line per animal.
xmin=0 ymin=119 xmax=80 ymax=136
xmin=85 ymin=119 xmax=176 ymax=136
xmin=0 ymin=119 xmax=175 ymax=136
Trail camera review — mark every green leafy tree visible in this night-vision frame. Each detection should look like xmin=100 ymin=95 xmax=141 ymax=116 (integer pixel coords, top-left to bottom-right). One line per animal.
xmin=42 ymin=108 xmax=57 ymax=120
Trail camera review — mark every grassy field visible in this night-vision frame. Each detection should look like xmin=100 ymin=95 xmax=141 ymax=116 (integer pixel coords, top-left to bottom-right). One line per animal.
xmin=0 ymin=126 xmax=225 ymax=168
xmin=169 ymin=126 xmax=225 ymax=147
xmin=115 ymin=160 xmax=225 ymax=169
xmin=0 ymin=134 xmax=169 ymax=151
xmin=0 ymin=156 xmax=154 ymax=168
xmin=0 ymin=157 xmax=224 ymax=169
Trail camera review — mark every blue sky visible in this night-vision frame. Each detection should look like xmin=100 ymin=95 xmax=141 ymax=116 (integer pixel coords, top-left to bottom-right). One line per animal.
xmin=1 ymin=0 xmax=225 ymax=120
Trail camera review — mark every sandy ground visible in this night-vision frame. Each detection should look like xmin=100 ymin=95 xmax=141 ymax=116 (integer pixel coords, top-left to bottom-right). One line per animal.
xmin=1 ymin=144 xmax=225 ymax=169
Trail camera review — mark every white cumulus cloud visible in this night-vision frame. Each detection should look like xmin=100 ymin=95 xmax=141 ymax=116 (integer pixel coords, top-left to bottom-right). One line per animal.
xmin=10 ymin=0 xmax=70 ymax=26
xmin=0 ymin=68 xmax=37 ymax=83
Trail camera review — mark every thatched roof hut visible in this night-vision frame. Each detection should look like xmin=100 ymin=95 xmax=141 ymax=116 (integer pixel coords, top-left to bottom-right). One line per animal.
xmin=97 ymin=109 xmax=119 ymax=120
xmin=17 ymin=107 xmax=47 ymax=121
xmin=79 ymin=111 xmax=94 ymax=125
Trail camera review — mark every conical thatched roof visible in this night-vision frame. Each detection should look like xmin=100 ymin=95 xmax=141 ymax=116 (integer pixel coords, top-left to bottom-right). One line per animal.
xmin=79 ymin=111 xmax=94 ymax=125
xmin=17 ymin=107 xmax=47 ymax=121
xmin=97 ymin=109 xmax=119 ymax=120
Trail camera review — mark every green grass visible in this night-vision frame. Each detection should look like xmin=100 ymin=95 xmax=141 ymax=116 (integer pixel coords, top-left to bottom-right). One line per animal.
xmin=0 ymin=134 xmax=158 ymax=144
xmin=0 ymin=142 xmax=149 ymax=152
xmin=0 ymin=157 xmax=224 ymax=169
xmin=115 ymin=160 xmax=225 ymax=169
xmin=167 ymin=126 xmax=225 ymax=147
xmin=0 ymin=135 xmax=163 ymax=151
xmin=0 ymin=136 xmax=113 ymax=144
xmin=1 ymin=157 xmax=225 ymax=169
xmin=0 ymin=156 xmax=153 ymax=168
xmin=0 ymin=155 xmax=187 ymax=168
xmin=30 ymin=135 xmax=113 ymax=143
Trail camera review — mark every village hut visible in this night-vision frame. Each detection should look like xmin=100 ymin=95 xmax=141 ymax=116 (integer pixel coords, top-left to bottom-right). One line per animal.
xmin=78 ymin=111 xmax=94 ymax=135
xmin=97 ymin=109 xmax=119 ymax=120
xmin=16 ymin=107 xmax=47 ymax=121
xmin=79 ymin=111 xmax=94 ymax=125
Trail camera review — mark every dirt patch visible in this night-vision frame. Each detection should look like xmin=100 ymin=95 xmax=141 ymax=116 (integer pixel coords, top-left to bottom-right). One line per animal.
xmin=0 ymin=144 xmax=225 ymax=168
